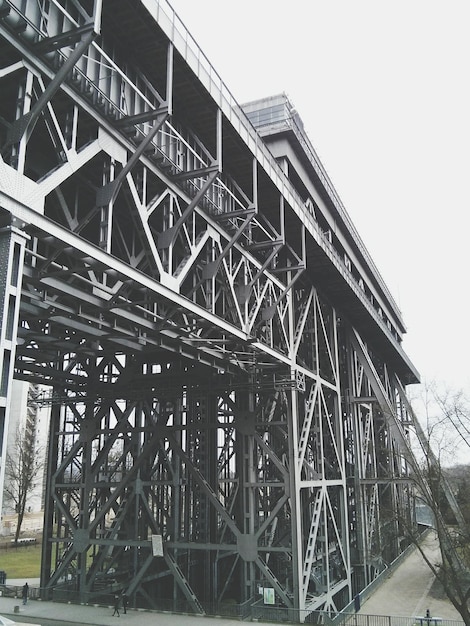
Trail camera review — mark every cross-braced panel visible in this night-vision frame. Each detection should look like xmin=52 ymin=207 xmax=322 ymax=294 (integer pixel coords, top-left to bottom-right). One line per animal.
xmin=0 ymin=1 xmax=423 ymax=620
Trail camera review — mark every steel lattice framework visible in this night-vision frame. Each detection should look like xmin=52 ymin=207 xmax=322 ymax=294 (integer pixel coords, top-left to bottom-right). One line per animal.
xmin=0 ymin=0 xmax=427 ymax=617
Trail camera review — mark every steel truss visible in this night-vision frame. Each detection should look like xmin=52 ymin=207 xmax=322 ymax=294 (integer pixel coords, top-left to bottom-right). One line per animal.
xmin=0 ymin=0 xmax=422 ymax=618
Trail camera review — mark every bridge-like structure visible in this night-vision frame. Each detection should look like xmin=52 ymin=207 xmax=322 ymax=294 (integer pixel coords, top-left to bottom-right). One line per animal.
xmin=0 ymin=0 xmax=425 ymax=617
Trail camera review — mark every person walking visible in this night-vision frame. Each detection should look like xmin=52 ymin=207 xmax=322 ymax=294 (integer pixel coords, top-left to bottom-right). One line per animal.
xmin=112 ymin=593 xmax=120 ymax=617
xmin=122 ymin=591 xmax=129 ymax=615
xmin=22 ymin=582 xmax=29 ymax=605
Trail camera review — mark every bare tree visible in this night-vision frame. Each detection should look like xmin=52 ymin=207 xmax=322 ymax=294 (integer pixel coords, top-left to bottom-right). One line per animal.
xmin=432 ymin=385 xmax=470 ymax=454
xmin=3 ymin=426 xmax=44 ymax=543
xmin=401 ymin=383 xmax=470 ymax=625
xmin=411 ymin=465 xmax=470 ymax=625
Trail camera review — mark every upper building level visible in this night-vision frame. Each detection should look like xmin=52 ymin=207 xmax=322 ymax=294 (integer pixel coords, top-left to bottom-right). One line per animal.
xmin=242 ymin=94 xmax=419 ymax=383
xmin=0 ymin=0 xmax=419 ymax=384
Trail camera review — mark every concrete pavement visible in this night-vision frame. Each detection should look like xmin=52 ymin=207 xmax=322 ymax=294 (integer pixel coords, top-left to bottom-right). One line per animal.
xmin=358 ymin=531 xmax=462 ymax=621
xmin=1 ymin=593 xmax=226 ymax=626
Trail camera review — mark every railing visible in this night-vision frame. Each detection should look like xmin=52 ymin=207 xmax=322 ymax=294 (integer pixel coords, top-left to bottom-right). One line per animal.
xmin=3 ymin=0 xmax=411 ymax=362
xmin=0 ymin=584 xmax=41 ymax=601
xmin=0 ymin=584 xmax=463 ymax=626
xmin=327 ymin=615 xmax=462 ymax=626
xmin=0 ymin=582 xmax=464 ymax=626
xmin=152 ymin=1 xmax=405 ymax=326
xmin=0 ymin=538 xmax=37 ymax=550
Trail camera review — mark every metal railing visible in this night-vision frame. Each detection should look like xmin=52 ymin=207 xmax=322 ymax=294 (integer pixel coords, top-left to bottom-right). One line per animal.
xmin=151 ymin=1 xmax=408 ymax=339
xmin=0 ymin=583 xmax=463 ymax=626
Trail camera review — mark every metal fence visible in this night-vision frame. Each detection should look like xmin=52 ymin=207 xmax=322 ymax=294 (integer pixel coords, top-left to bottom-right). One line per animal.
xmin=0 ymin=583 xmax=464 ymax=626
xmin=328 ymin=615 xmax=463 ymax=626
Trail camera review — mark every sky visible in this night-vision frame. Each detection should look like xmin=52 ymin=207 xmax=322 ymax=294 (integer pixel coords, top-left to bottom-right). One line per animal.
xmin=169 ymin=0 xmax=470 ymax=393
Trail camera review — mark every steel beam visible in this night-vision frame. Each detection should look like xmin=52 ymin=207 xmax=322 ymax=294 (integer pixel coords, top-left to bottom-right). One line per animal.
xmin=0 ymin=0 xmax=434 ymax=620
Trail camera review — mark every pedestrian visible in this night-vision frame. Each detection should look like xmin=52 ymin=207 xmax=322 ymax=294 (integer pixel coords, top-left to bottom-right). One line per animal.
xmin=22 ymin=582 xmax=29 ymax=605
xmin=122 ymin=591 xmax=129 ymax=614
xmin=112 ymin=593 xmax=120 ymax=617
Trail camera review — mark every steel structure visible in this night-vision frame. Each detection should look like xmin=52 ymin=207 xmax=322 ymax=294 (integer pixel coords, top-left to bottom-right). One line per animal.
xmin=0 ymin=0 xmax=424 ymax=617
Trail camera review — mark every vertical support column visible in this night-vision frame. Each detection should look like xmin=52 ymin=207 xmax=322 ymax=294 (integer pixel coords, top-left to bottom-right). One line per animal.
xmin=40 ymin=400 xmax=61 ymax=596
xmin=234 ymin=387 xmax=256 ymax=603
xmin=0 ymin=222 xmax=28 ymax=519
xmin=76 ymin=398 xmax=96 ymax=603
xmin=287 ymin=386 xmax=303 ymax=613
xmin=347 ymin=349 xmax=369 ymax=592
xmin=13 ymin=70 xmax=34 ymax=173
xmin=286 ymin=278 xmax=303 ymax=613
xmin=205 ymin=393 xmax=218 ymax=602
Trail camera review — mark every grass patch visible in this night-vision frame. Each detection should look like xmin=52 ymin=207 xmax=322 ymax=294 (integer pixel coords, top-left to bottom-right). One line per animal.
xmin=0 ymin=543 xmax=41 ymax=579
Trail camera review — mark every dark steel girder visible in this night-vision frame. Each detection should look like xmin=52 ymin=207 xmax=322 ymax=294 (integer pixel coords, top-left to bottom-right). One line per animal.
xmin=0 ymin=1 xmax=436 ymax=620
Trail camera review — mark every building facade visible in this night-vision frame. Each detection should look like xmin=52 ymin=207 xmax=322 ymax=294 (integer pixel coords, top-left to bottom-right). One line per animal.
xmin=0 ymin=0 xmax=425 ymax=618
xmin=1 ymin=380 xmax=48 ymax=531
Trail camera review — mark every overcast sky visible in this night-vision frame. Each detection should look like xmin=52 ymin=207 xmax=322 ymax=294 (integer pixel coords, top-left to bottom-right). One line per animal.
xmin=169 ymin=0 xmax=470 ymax=393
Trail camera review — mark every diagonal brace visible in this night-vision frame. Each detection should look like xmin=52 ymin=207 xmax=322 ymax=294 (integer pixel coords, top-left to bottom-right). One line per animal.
xmin=96 ymin=106 xmax=169 ymax=207
xmin=157 ymin=168 xmax=219 ymax=249
xmin=201 ymin=208 xmax=256 ymax=280
xmin=260 ymin=265 xmax=305 ymax=321
xmin=2 ymin=23 xmax=96 ymax=153
xmin=33 ymin=23 xmax=97 ymax=53
xmin=238 ymin=240 xmax=284 ymax=304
